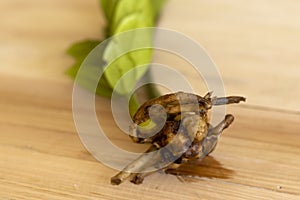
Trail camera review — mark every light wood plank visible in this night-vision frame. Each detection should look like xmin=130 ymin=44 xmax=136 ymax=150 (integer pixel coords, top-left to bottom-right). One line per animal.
xmin=1 ymin=0 xmax=300 ymax=199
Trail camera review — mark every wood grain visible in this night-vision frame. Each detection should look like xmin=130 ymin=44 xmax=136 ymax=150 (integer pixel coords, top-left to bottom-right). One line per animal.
xmin=1 ymin=0 xmax=300 ymax=199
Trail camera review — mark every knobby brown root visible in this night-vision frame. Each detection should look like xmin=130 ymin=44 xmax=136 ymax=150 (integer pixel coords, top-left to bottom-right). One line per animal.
xmin=200 ymin=114 xmax=234 ymax=157
xmin=132 ymin=92 xmax=210 ymax=124
xmin=130 ymin=163 xmax=182 ymax=184
xmin=110 ymin=145 xmax=158 ymax=185
xmin=111 ymin=114 xmax=200 ymax=185
xmin=111 ymin=93 xmax=245 ymax=185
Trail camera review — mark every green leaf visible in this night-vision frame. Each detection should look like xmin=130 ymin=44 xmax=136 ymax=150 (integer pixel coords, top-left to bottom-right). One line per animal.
xmin=103 ymin=12 xmax=153 ymax=95
xmin=67 ymin=40 xmax=100 ymax=61
xmin=110 ymin=0 xmax=154 ymax=35
xmin=67 ymin=0 xmax=167 ymax=108
xmin=100 ymin=0 xmax=119 ymax=24
xmin=66 ymin=40 xmax=113 ymax=97
xmin=66 ymin=40 xmax=100 ymax=81
xmin=75 ymin=64 xmax=113 ymax=97
xmin=151 ymin=0 xmax=167 ymax=19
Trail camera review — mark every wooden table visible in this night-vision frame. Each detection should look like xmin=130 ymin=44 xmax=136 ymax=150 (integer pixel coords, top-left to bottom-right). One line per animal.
xmin=1 ymin=0 xmax=300 ymax=199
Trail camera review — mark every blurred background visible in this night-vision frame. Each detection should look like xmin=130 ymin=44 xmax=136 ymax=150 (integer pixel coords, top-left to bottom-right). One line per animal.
xmin=1 ymin=0 xmax=299 ymax=111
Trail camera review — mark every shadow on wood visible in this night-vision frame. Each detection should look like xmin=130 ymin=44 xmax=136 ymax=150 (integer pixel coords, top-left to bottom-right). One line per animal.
xmin=165 ymin=156 xmax=234 ymax=182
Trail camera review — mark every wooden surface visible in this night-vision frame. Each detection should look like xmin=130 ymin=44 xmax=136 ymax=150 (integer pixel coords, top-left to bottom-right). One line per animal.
xmin=1 ymin=0 xmax=300 ymax=199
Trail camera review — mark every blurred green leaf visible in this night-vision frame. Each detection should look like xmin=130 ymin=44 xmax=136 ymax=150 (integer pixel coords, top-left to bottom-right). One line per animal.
xmin=109 ymin=0 xmax=154 ymax=34
xmin=67 ymin=40 xmax=100 ymax=60
xmin=152 ymin=0 xmax=167 ymax=19
xmin=100 ymin=0 xmax=119 ymax=24
xmin=67 ymin=0 xmax=166 ymax=111
xmin=66 ymin=40 xmax=100 ymax=79
xmin=103 ymin=12 xmax=153 ymax=95
xmin=66 ymin=40 xmax=113 ymax=97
